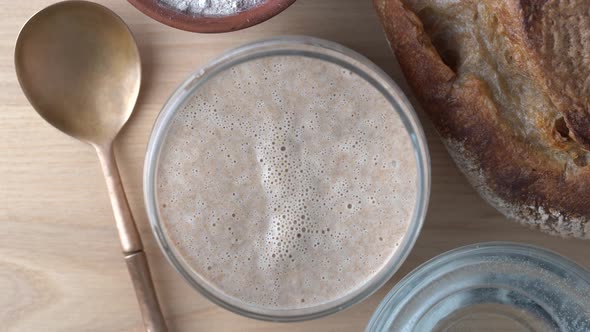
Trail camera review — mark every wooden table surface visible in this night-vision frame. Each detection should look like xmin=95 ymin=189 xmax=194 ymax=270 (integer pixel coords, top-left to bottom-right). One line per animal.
xmin=2 ymin=0 xmax=589 ymax=331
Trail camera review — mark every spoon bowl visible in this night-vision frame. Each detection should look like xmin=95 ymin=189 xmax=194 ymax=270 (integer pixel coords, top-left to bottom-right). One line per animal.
xmin=15 ymin=2 xmax=166 ymax=331
xmin=15 ymin=0 xmax=140 ymax=145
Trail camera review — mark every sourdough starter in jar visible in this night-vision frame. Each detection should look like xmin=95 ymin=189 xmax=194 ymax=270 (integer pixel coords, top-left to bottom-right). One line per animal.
xmin=155 ymin=54 xmax=418 ymax=310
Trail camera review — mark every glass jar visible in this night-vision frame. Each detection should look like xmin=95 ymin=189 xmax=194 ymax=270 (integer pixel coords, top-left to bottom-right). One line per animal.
xmin=144 ymin=36 xmax=431 ymax=321
xmin=367 ymin=242 xmax=590 ymax=331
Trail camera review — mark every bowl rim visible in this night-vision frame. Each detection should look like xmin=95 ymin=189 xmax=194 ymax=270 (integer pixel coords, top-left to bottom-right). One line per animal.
xmin=365 ymin=241 xmax=590 ymax=331
xmin=127 ymin=0 xmax=296 ymax=33
xmin=143 ymin=36 xmax=431 ymax=321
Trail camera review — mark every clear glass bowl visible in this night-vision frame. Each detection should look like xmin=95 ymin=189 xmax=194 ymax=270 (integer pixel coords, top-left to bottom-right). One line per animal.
xmin=143 ymin=36 xmax=431 ymax=321
xmin=366 ymin=242 xmax=590 ymax=332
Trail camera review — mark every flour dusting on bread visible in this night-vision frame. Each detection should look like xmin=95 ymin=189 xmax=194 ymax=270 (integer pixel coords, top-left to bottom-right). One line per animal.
xmin=446 ymin=137 xmax=588 ymax=238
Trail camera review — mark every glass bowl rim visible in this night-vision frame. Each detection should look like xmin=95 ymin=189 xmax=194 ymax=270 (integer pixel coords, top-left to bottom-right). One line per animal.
xmin=366 ymin=241 xmax=590 ymax=331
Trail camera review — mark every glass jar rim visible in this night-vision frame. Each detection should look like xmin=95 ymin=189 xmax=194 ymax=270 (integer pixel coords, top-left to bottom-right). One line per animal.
xmin=143 ymin=36 xmax=431 ymax=322
xmin=366 ymin=241 xmax=590 ymax=331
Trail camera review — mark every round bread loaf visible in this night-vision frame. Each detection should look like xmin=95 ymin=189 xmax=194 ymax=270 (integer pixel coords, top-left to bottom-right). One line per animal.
xmin=374 ymin=0 xmax=590 ymax=238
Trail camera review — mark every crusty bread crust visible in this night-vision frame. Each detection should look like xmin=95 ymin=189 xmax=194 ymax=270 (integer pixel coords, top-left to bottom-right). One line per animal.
xmin=374 ymin=0 xmax=590 ymax=238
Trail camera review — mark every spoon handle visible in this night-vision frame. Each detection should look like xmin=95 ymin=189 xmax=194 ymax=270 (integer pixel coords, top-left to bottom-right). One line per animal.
xmin=125 ymin=251 xmax=168 ymax=332
xmin=96 ymin=144 xmax=168 ymax=332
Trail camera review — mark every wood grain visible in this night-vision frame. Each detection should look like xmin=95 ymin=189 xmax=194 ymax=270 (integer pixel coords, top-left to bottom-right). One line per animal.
xmin=1 ymin=0 xmax=588 ymax=331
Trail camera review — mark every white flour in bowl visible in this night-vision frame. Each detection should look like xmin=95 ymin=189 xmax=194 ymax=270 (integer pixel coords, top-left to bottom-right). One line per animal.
xmin=159 ymin=0 xmax=265 ymax=16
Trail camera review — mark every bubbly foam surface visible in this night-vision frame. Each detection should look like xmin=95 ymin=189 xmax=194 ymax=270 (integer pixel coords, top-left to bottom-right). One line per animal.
xmin=156 ymin=55 xmax=418 ymax=310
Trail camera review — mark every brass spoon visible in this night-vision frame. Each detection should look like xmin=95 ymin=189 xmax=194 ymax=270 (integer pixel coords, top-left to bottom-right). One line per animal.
xmin=15 ymin=2 xmax=167 ymax=331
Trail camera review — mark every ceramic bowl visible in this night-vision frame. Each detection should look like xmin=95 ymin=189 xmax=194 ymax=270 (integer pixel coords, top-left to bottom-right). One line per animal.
xmin=127 ymin=0 xmax=296 ymax=33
